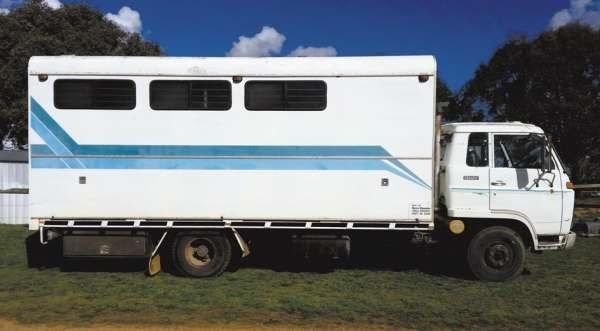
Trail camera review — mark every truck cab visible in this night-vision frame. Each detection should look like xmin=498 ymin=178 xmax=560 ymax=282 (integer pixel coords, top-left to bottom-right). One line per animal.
xmin=437 ymin=122 xmax=576 ymax=280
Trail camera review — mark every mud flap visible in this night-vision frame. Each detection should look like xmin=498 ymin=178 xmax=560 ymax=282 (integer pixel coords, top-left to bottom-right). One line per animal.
xmin=146 ymin=231 xmax=169 ymax=277
xmin=148 ymin=254 xmax=162 ymax=276
xmin=231 ymin=228 xmax=250 ymax=258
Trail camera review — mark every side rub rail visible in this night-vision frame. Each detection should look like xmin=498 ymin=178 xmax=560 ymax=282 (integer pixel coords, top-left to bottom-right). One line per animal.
xmin=38 ymin=219 xmax=433 ymax=243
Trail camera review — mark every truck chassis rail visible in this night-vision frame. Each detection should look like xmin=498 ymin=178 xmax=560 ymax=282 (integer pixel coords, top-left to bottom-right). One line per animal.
xmin=38 ymin=219 xmax=433 ymax=244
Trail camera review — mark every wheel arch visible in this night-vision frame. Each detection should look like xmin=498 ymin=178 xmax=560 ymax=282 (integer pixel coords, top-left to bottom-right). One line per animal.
xmin=462 ymin=217 xmax=537 ymax=250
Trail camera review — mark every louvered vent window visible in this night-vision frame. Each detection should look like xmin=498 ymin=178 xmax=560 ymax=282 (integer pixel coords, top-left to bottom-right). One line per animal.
xmin=150 ymin=80 xmax=231 ymax=110
xmin=54 ymin=79 xmax=136 ymax=110
xmin=245 ymin=81 xmax=327 ymax=111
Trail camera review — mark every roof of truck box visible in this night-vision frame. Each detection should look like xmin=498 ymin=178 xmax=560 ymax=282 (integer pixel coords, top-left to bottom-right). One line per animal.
xmin=442 ymin=122 xmax=544 ymax=134
xmin=28 ymin=55 xmax=436 ymax=77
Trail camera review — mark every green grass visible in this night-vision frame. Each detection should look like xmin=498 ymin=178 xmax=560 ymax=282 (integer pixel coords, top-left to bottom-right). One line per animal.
xmin=1 ymin=224 xmax=599 ymax=330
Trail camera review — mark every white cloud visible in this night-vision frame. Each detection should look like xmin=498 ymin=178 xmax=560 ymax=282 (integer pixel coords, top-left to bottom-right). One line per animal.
xmin=42 ymin=0 xmax=62 ymax=10
xmin=227 ymin=26 xmax=286 ymax=57
xmin=227 ymin=26 xmax=338 ymax=58
xmin=289 ymin=46 xmax=337 ymax=57
xmin=0 ymin=0 xmax=16 ymax=13
xmin=549 ymin=0 xmax=600 ymax=30
xmin=105 ymin=6 xmax=142 ymax=34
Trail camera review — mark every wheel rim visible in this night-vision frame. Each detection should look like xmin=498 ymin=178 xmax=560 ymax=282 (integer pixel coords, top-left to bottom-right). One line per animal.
xmin=184 ymin=238 xmax=214 ymax=267
xmin=484 ymin=240 xmax=514 ymax=269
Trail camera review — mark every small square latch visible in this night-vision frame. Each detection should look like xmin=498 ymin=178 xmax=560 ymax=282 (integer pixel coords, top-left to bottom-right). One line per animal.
xmin=79 ymin=176 xmax=86 ymax=184
xmin=381 ymin=178 xmax=389 ymax=186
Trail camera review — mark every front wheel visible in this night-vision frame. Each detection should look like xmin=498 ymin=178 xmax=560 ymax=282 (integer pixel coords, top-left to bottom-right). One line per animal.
xmin=172 ymin=232 xmax=232 ymax=278
xmin=467 ymin=226 xmax=525 ymax=282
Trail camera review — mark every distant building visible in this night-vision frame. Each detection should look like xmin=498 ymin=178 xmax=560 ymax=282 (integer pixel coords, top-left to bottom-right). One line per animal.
xmin=0 ymin=150 xmax=28 ymax=224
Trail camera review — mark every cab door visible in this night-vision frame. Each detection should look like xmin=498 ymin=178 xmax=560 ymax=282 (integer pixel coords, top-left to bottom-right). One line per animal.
xmin=489 ymin=134 xmax=563 ymax=235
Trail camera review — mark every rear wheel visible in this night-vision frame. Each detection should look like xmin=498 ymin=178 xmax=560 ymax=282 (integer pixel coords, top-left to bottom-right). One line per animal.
xmin=172 ymin=232 xmax=231 ymax=277
xmin=467 ymin=226 xmax=525 ymax=282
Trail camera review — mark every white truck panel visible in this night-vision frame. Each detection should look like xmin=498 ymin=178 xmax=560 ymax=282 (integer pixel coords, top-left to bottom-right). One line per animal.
xmin=28 ymin=56 xmax=435 ymax=222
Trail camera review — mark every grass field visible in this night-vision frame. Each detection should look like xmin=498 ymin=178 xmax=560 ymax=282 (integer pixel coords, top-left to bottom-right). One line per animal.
xmin=1 ymin=211 xmax=599 ymax=330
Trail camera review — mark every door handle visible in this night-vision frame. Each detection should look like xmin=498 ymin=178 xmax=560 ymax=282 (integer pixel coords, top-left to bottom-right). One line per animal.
xmin=491 ymin=180 xmax=506 ymax=186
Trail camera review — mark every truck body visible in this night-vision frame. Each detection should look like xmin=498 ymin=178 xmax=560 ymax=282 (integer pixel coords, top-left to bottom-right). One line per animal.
xmin=27 ymin=56 xmax=576 ymax=281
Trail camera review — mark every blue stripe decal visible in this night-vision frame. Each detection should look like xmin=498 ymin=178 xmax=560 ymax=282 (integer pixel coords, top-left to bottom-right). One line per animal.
xmin=76 ymin=145 xmax=393 ymax=157
xmin=30 ymin=111 xmax=82 ymax=169
xmin=30 ymin=97 xmax=431 ymax=190
xmin=31 ymin=144 xmax=54 ymax=155
xmin=32 ymin=156 xmax=404 ymax=172
xmin=31 ymin=98 xmax=78 ymax=151
xmin=387 ymin=159 xmax=430 ymax=188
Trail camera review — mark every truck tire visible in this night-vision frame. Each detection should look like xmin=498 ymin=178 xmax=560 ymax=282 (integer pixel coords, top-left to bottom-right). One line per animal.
xmin=172 ymin=232 xmax=232 ymax=278
xmin=467 ymin=226 xmax=525 ymax=282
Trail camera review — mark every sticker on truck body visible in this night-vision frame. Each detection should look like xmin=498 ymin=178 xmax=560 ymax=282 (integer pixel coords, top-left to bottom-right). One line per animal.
xmin=409 ymin=204 xmax=431 ymax=217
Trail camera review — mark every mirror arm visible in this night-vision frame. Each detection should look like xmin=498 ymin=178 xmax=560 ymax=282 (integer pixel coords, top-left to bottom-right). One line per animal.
xmin=543 ymin=134 xmax=553 ymax=172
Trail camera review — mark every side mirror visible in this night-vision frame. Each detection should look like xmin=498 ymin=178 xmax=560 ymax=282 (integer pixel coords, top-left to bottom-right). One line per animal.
xmin=540 ymin=145 xmax=551 ymax=172
xmin=543 ymin=152 xmax=552 ymax=172
xmin=530 ymin=134 xmax=550 ymax=171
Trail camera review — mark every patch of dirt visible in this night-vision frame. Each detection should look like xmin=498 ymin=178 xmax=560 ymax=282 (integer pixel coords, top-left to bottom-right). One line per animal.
xmin=0 ymin=319 xmax=406 ymax=331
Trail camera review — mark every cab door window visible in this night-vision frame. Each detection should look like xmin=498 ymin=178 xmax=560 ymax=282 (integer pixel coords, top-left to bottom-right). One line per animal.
xmin=494 ymin=135 xmax=545 ymax=169
xmin=466 ymin=133 xmax=489 ymax=167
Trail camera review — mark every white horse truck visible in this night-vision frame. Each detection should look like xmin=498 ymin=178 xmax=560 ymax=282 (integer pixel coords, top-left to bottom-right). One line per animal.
xmin=27 ymin=55 xmax=576 ymax=281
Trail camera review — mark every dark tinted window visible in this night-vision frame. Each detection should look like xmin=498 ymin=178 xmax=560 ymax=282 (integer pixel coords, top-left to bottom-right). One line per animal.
xmin=245 ymin=81 xmax=326 ymax=111
xmin=466 ymin=133 xmax=488 ymax=167
xmin=150 ymin=80 xmax=231 ymax=110
xmin=494 ymin=135 xmax=545 ymax=169
xmin=54 ymin=79 xmax=135 ymax=110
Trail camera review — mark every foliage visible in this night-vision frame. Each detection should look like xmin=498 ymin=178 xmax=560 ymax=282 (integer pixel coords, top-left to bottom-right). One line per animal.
xmin=0 ymin=0 xmax=162 ymax=148
xmin=575 ymin=154 xmax=600 ymax=184
xmin=459 ymin=24 xmax=600 ymax=181
xmin=449 ymin=88 xmax=486 ymax=123
xmin=436 ymin=77 xmax=453 ymax=104
xmin=437 ymin=78 xmax=484 ymax=123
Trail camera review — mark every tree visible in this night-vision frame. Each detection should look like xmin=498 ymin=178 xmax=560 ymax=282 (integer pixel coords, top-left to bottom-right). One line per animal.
xmin=0 ymin=0 xmax=162 ymax=148
xmin=436 ymin=78 xmax=483 ymax=123
xmin=459 ymin=24 xmax=600 ymax=181
xmin=436 ymin=78 xmax=453 ymax=105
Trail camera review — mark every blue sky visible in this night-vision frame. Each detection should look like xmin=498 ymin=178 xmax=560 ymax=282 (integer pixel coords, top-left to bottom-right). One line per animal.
xmin=4 ymin=0 xmax=599 ymax=90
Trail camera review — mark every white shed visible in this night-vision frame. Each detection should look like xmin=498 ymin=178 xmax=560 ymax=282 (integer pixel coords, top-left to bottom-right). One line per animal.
xmin=0 ymin=150 xmax=28 ymax=224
